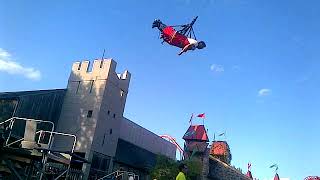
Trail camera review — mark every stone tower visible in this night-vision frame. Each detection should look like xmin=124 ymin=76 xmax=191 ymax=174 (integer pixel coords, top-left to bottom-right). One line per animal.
xmin=55 ymin=59 xmax=130 ymax=177
xmin=183 ymin=124 xmax=209 ymax=159
xmin=183 ymin=124 xmax=210 ymax=180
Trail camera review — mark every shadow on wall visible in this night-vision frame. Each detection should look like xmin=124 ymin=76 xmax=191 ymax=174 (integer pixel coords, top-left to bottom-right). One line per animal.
xmin=53 ymin=60 xmax=106 ymax=153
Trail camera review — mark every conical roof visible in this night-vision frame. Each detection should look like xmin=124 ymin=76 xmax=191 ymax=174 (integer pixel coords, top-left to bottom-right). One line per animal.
xmin=183 ymin=125 xmax=209 ymax=142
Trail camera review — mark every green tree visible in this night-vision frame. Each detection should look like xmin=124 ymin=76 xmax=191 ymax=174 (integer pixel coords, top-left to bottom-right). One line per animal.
xmin=185 ymin=159 xmax=202 ymax=180
xmin=151 ymin=155 xmax=179 ymax=180
xmin=151 ymin=155 xmax=203 ymax=180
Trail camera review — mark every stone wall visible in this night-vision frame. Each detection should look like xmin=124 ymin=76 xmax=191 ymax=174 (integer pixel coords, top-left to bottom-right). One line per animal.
xmin=207 ymin=156 xmax=250 ymax=180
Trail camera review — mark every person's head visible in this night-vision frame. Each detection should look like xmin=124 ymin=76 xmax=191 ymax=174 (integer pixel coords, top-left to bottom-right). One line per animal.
xmin=196 ymin=41 xmax=206 ymax=49
xmin=178 ymin=163 xmax=188 ymax=174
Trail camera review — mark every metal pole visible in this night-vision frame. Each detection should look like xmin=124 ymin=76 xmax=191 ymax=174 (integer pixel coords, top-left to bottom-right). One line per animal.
xmin=5 ymin=117 xmax=15 ymax=146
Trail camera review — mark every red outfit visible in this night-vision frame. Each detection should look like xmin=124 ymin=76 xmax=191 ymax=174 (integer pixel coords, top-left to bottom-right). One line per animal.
xmin=162 ymin=26 xmax=190 ymax=48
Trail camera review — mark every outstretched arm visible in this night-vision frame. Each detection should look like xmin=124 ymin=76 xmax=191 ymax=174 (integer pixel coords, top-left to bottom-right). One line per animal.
xmin=178 ymin=44 xmax=193 ymax=55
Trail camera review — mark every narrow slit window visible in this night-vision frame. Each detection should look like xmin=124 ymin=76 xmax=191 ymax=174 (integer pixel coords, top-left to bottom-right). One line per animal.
xmin=89 ymin=80 xmax=94 ymax=93
xmin=107 ymin=110 xmax=110 ymax=115
xmin=87 ymin=110 xmax=93 ymax=118
xmin=102 ymin=133 xmax=106 ymax=146
xmin=76 ymin=81 xmax=81 ymax=94
xmin=113 ymin=114 xmax=116 ymax=118
xmin=109 ymin=129 xmax=112 ymax=135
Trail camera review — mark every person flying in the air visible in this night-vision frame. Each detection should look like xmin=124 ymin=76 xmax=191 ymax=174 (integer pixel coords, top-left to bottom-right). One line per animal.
xmin=152 ymin=18 xmax=206 ymax=55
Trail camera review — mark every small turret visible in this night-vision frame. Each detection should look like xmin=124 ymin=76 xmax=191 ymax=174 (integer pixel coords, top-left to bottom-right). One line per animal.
xmin=210 ymin=141 xmax=232 ymax=164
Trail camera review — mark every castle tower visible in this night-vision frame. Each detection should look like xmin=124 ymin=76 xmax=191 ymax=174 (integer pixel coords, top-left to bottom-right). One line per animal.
xmin=210 ymin=141 xmax=232 ymax=165
xmin=55 ymin=59 xmax=130 ymax=177
xmin=183 ymin=124 xmax=209 ymax=159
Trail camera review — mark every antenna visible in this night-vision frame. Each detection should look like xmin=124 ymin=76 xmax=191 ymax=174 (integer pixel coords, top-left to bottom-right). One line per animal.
xmin=101 ymin=49 xmax=106 ymax=60
xmin=100 ymin=49 xmax=106 ymax=68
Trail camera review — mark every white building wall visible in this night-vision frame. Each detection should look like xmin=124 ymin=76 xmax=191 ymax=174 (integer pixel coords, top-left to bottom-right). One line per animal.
xmin=91 ymin=61 xmax=130 ymax=157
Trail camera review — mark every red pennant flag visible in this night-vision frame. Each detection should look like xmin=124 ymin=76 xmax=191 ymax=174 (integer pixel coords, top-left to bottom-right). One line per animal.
xmin=197 ymin=113 xmax=205 ymax=118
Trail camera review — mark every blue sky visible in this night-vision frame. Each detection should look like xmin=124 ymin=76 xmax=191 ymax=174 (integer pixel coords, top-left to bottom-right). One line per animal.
xmin=1 ymin=0 xmax=319 ymax=179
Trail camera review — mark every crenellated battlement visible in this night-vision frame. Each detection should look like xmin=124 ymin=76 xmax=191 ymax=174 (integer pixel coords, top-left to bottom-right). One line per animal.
xmin=72 ymin=59 xmax=113 ymax=73
xmin=69 ymin=59 xmax=131 ymax=83
xmin=67 ymin=58 xmax=131 ymax=97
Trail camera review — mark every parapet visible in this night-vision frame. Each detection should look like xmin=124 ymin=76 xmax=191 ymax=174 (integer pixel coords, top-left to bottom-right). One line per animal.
xmin=69 ymin=59 xmax=131 ymax=84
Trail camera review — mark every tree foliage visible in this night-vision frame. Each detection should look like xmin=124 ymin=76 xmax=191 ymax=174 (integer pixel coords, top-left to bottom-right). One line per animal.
xmin=185 ymin=159 xmax=202 ymax=180
xmin=151 ymin=155 xmax=179 ymax=180
xmin=151 ymin=155 xmax=203 ymax=180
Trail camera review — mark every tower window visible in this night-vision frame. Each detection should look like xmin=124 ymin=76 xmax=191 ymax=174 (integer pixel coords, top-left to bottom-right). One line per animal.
xmin=102 ymin=133 xmax=106 ymax=146
xmin=109 ymin=129 xmax=112 ymax=135
xmin=87 ymin=110 xmax=93 ymax=118
xmin=89 ymin=80 xmax=94 ymax=93
xmin=113 ymin=114 xmax=116 ymax=118
xmin=76 ymin=81 xmax=81 ymax=94
xmin=107 ymin=110 xmax=110 ymax=115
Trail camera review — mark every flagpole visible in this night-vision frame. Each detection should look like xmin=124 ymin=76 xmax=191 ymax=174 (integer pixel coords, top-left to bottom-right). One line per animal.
xmin=203 ymin=113 xmax=205 ymax=126
xmin=189 ymin=113 xmax=194 ymax=125
xmin=192 ymin=113 xmax=193 ymax=125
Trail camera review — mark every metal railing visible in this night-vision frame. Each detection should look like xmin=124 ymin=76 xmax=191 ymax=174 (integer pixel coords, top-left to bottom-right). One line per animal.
xmin=97 ymin=170 xmax=139 ymax=180
xmin=36 ymin=131 xmax=77 ymax=180
xmin=0 ymin=117 xmax=55 ymax=147
xmin=0 ymin=117 xmax=79 ymax=180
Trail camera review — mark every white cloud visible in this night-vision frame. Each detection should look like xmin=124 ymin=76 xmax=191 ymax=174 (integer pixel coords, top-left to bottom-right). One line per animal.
xmin=258 ymin=88 xmax=271 ymax=97
xmin=0 ymin=48 xmax=11 ymax=58
xmin=210 ymin=64 xmax=224 ymax=73
xmin=0 ymin=48 xmax=41 ymax=81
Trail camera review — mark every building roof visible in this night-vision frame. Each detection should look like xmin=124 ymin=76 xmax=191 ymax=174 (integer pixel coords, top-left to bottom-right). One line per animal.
xmin=0 ymin=89 xmax=66 ymax=130
xmin=246 ymin=170 xmax=253 ymax=179
xmin=0 ymin=89 xmax=66 ymax=99
xmin=183 ymin=125 xmax=209 ymax=142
